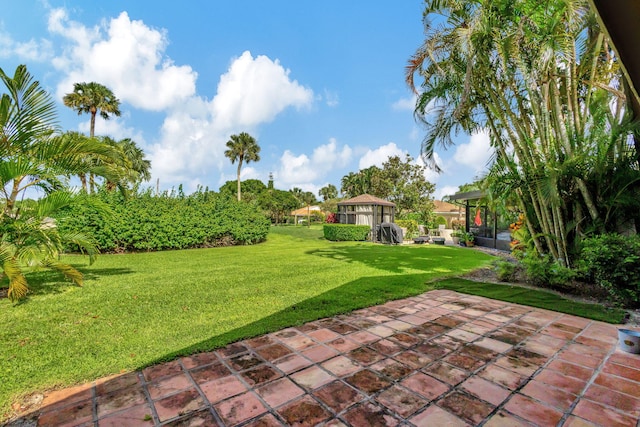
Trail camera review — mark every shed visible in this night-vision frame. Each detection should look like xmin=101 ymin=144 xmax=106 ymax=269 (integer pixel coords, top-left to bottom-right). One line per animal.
xmin=290 ymin=205 xmax=322 ymax=224
xmin=337 ymin=194 xmax=395 ymax=241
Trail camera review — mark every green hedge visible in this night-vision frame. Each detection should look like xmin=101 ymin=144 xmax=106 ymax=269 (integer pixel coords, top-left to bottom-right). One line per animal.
xmin=323 ymin=224 xmax=370 ymax=241
xmin=395 ymin=219 xmax=418 ymax=236
xmin=55 ymin=191 xmax=270 ymax=252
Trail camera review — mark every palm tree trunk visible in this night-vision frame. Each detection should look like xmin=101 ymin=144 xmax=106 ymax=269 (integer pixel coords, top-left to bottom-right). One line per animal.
xmin=79 ymin=174 xmax=88 ymax=193
xmin=236 ymin=160 xmax=243 ymax=201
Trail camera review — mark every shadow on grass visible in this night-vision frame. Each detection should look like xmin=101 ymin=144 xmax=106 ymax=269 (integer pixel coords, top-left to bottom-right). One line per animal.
xmin=308 ymin=243 xmax=481 ymax=274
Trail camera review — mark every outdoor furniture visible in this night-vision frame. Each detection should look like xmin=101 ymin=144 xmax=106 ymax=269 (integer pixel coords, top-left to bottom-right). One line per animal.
xmin=413 ymin=236 xmax=430 ymax=244
xmin=431 ymin=237 xmax=446 ymax=245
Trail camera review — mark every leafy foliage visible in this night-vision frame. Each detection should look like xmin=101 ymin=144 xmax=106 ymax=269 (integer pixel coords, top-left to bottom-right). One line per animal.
xmin=224 ymin=132 xmax=260 ymax=201
xmin=395 ymin=219 xmax=418 ymax=237
xmin=56 ymin=190 xmax=270 ymax=252
xmin=579 ymin=234 xmax=640 ymax=307
xmin=323 ymin=224 xmax=370 ymax=241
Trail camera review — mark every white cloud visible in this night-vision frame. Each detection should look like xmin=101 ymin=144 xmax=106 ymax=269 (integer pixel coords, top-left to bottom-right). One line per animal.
xmin=211 ymin=51 xmax=314 ymax=131
xmin=323 ymin=89 xmax=339 ymax=107
xmin=391 ymin=95 xmax=416 ymax=111
xmin=0 ymin=30 xmax=53 ymax=61
xmin=358 ymin=142 xmax=406 ymax=170
xmin=276 ymin=138 xmax=352 ymax=189
xmin=415 ymin=152 xmax=442 ymax=183
xmin=452 ymin=130 xmax=493 ymax=173
xmin=50 ymin=9 xmax=197 ymax=111
xmin=434 ymin=185 xmax=460 ymax=201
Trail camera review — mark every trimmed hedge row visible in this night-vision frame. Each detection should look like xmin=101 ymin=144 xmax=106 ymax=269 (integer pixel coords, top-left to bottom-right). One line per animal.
xmin=323 ymin=224 xmax=370 ymax=241
xmin=55 ymin=192 xmax=270 ymax=252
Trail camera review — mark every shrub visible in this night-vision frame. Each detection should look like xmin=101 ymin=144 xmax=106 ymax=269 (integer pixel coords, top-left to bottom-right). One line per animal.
xmin=323 ymin=224 xmax=370 ymax=241
xmin=395 ymin=219 xmax=418 ymax=237
xmin=56 ymin=191 xmax=270 ymax=252
xmin=325 ymin=212 xmax=338 ymax=223
xmin=494 ymin=260 xmax=516 ymax=281
xmin=579 ymin=234 xmax=640 ymax=307
xmin=435 ymin=216 xmax=448 ymax=226
xmin=521 ymin=253 xmax=575 ymax=289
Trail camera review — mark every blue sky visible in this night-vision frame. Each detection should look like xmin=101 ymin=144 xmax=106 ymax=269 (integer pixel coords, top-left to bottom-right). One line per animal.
xmin=1 ymin=1 xmax=493 ymax=199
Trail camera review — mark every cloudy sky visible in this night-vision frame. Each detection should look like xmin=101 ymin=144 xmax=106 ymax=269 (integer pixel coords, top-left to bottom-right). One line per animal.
xmin=1 ymin=1 xmax=493 ymax=199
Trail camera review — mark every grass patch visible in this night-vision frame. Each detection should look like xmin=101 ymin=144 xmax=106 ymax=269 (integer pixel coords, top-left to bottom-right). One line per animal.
xmin=0 ymin=226 xmax=492 ymax=417
xmin=434 ymin=278 xmax=627 ymax=324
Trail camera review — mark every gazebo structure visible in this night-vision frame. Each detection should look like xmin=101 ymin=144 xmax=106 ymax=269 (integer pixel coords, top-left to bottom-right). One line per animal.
xmin=336 ymin=194 xmax=395 ymax=241
xmin=290 ymin=205 xmax=322 ymax=224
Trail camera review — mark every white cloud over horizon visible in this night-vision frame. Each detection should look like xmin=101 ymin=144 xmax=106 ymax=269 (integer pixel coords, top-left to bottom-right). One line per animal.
xmin=452 ymin=130 xmax=493 ymax=173
xmin=358 ymin=142 xmax=406 ymax=170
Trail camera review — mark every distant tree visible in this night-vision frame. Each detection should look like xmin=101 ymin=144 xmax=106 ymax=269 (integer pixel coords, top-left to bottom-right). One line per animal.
xmin=258 ymin=189 xmax=298 ymax=224
xmin=340 ymin=167 xmax=379 ymax=198
xmin=318 ymin=184 xmax=338 ymax=201
xmin=224 ymin=132 xmax=261 ymax=201
xmin=219 ymin=179 xmax=267 ymax=203
xmin=63 ymin=82 xmax=122 ymax=193
xmin=301 ymin=191 xmax=317 ymax=227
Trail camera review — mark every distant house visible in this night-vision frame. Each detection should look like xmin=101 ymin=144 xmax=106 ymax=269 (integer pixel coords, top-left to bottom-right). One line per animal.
xmin=337 ymin=194 xmax=395 ymax=241
xmin=433 ymin=200 xmax=463 ymax=228
xmin=290 ymin=205 xmax=322 ymax=224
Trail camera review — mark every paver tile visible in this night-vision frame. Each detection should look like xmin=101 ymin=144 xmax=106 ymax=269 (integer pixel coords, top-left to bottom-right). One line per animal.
xmin=181 ymin=352 xmax=218 ymax=370
xmin=369 ymin=339 xmax=403 ymax=356
xmin=282 ymin=335 xmax=316 ymax=351
xmin=593 ymin=372 xmax=640 ymax=398
xmin=97 ymin=403 xmax=153 ymax=426
xmin=189 ymin=362 xmax=232 ymax=384
xmin=546 ymin=359 xmax=594 ymax=381
xmin=96 ymin=372 xmax=141 ymax=395
xmin=240 ymin=365 xmax=281 ymax=387
xmin=37 ymin=399 xmax=93 ymax=427
xmin=244 ymin=335 xmax=275 ymax=349
xmin=290 ymin=365 xmax=335 ymax=390
xmin=160 ymin=409 xmax=219 ymax=426
xmin=97 ymin=386 xmax=146 ymax=418
xmin=572 ymin=398 xmax=638 ymax=427
xmin=393 ymin=350 xmax=432 ymax=369
xmin=326 ymin=337 xmax=360 ymax=353
xmin=348 ymin=346 xmax=385 ymax=366
xmin=147 ymin=373 xmax=192 ymax=400
xmin=342 ymin=402 xmax=399 ymax=427
xmin=216 ymin=343 xmax=247 ymax=358
xmin=244 ymin=413 xmax=282 ymax=427
xmin=200 ymin=375 xmax=247 ymax=404
xmin=307 ymin=328 xmax=341 ymax=343
xmin=375 ymin=385 xmax=427 ymax=418
xmin=321 ymin=356 xmax=360 ymax=377
xmin=558 ymin=350 xmax=602 ymax=369
xmin=143 ymin=361 xmax=182 ymax=383
xmin=474 ymin=337 xmax=513 ymax=354
xmin=313 ymin=380 xmax=363 ymax=413
xmin=431 ymin=335 xmax=464 ymax=351
xmin=153 ymin=388 xmax=205 ymax=423
xmin=41 ymin=384 xmax=93 ymax=413
xmin=274 ymin=353 xmax=313 ymax=373
xmin=602 ymin=361 xmax=640 ymax=382
xmin=562 ymin=415 xmax=600 ymax=427
xmin=301 ymin=344 xmax=339 ymax=363
xmin=460 ymin=376 xmax=511 ymax=406
xmin=584 ymin=384 xmax=640 ymax=415
xmin=535 ymin=370 xmax=587 ymax=395
xmin=504 ymin=394 xmax=563 ymax=426
xmin=609 ymin=351 xmax=640 ymax=370
xmin=255 ymin=377 xmax=304 ymax=408
xmin=345 ymin=369 xmax=392 ymax=395
xmin=277 ymin=395 xmax=331 ymax=426
xmin=446 ymin=328 xmax=480 ymax=342
xmin=214 ymin=391 xmax=267 ymax=426
xmin=443 ymin=352 xmax=485 ymax=371
xmin=409 ymin=405 xmax=469 ymax=427
xmin=478 ymin=364 xmax=526 ymax=390
xmin=520 ymin=379 xmax=577 ymax=411
xmin=256 ymin=344 xmax=291 ymax=362
xmin=348 ymin=331 xmax=379 ymax=345
xmin=369 ymin=358 xmax=413 ymax=380
xmin=483 ymin=410 xmax=530 ymax=427
xmin=438 ymin=391 xmax=494 ymax=425
xmin=423 ymin=361 xmax=468 ymax=386
xmin=228 ymin=354 xmax=263 ymax=371
xmin=388 ymin=332 xmax=421 ymax=347
xmin=401 ymin=372 xmax=448 ymax=401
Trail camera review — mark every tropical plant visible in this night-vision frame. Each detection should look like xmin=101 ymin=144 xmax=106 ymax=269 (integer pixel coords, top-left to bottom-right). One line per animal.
xmin=63 ymin=82 xmax=122 ymax=193
xmin=224 ymin=132 xmax=261 ymax=201
xmin=407 ymin=0 xmax=640 ymax=267
xmin=318 ymin=184 xmax=338 ymax=201
xmin=0 ymin=65 xmax=107 ymax=300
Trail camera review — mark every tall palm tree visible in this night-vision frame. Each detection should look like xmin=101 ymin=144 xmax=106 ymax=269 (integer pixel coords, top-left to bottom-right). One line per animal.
xmin=224 ymin=132 xmax=261 ymax=201
xmin=0 ymin=65 xmax=107 ymax=300
xmin=63 ymin=82 xmax=121 ymax=193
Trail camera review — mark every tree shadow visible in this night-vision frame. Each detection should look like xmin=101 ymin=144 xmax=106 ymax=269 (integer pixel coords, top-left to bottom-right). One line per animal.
xmin=307 ymin=244 xmax=478 ymax=274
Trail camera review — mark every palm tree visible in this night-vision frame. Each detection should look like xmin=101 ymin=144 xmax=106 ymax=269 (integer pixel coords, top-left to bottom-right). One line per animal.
xmin=224 ymin=132 xmax=261 ymax=201
xmin=1 ymin=65 xmax=107 ymax=300
xmin=406 ymin=0 xmax=638 ymax=266
xmin=63 ymin=82 xmax=121 ymax=193
xmin=319 ymin=184 xmax=338 ymax=201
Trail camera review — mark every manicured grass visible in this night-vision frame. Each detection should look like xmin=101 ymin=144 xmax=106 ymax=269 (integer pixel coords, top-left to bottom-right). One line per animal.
xmin=434 ymin=278 xmax=627 ymax=324
xmin=0 ymin=226 xmax=492 ymax=417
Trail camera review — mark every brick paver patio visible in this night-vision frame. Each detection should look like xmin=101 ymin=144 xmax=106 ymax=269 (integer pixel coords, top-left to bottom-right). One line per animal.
xmin=19 ymin=290 xmax=640 ymax=426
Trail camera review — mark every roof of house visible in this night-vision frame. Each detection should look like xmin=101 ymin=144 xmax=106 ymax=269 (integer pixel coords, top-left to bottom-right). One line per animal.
xmin=433 ymin=200 xmax=462 ymax=213
xmin=290 ymin=206 xmax=322 ymax=216
xmin=336 ymin=194 xmax=395 ymax=207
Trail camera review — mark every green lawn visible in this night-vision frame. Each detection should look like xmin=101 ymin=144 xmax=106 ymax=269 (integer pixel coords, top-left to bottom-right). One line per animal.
xmin=0 ymin=226 xmax=492 ymax=416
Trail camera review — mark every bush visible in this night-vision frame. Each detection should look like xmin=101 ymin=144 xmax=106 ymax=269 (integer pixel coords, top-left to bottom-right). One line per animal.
xmin=56 ymin=191 xmax=271 ymax=252
xmin=435 ymin=216 xmax=448 ymax=226
xmin=325 ymin=212 xmax=338 ymax=223
xmin=521 ymin=253 xmax=575 ymax=289
xmin=579 ymin=234 xmax=640 ymax=307
xmin=395 ymin=219 xmax=418 ymax=237
xmin=494 ymin=260 xmax=516 ymax=281
xmin=323 ymin=224 xmax=370 ymax=241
